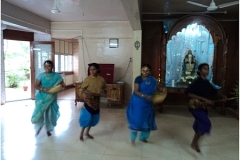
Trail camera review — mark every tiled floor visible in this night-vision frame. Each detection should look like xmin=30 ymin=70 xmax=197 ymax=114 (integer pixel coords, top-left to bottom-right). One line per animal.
xmin=1 ymin=89 xmax=239 ymax=160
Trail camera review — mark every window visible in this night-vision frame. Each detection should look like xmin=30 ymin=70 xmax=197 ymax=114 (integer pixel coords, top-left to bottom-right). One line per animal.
xmin=60 ymin=55 xmax=65 ymax=71
xmin=55 ymin=55 xmax=59 ymax=72
xmin=54 ymin=53 xmax=73 ymax=72
xmin=65 ymin=55 xmax=73 ymax=71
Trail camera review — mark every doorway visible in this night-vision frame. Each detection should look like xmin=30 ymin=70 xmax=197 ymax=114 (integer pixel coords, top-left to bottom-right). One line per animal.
xmin=4 ymin=40 xmax=31 ymax=101
xmin=30 ymin=41 xmax=54 ymax=99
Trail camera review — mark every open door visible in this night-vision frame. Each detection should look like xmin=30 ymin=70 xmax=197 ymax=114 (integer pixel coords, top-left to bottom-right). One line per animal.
xmin=30 ymin=41 xmax=54 ymax=99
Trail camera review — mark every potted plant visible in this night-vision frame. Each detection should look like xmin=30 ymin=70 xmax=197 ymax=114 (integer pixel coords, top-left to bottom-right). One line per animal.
xmin=22 ymin=68 xmax=30 ymax=91
xmin=22 ymin=76 xmax=28 ymax=91
xmin=6 ymin=73 xmax=21 ymax=88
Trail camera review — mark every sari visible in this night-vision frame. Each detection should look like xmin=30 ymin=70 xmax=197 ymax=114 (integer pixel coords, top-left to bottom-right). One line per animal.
xmin=126 ymin=75 xmax=157 ymax=141
xmin=31 ymin=72 xmax=63 ymax=132
xmin=185 ymin=77 xmax=217 ymax=135
xmin=79 ymin=94 xmax=100 ymax=128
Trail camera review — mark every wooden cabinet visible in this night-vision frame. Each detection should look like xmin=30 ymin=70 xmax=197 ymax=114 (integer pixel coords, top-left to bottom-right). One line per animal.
xmin=106 ymin=84 xmax=124 ymax=107
xmin=88 ymin=64 xmax=114 ymax=84
xmin=75 ymin=82 xmax=84 ymax=106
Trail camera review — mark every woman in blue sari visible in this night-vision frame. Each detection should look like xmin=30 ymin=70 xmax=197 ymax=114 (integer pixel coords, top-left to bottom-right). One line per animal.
xmin=126 ymin=64 xmax=157 ymax=144
xmin=31 ymin=60 xmax=65 ymax=137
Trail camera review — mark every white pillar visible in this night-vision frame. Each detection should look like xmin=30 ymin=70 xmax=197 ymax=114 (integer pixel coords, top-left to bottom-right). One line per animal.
xmin=1 ymin=24 xmax=7 ymax=105
xmin=132 ymin=30 xmax=142 ymax=90
xmin=78 ymin=37 xmax=88 ymax=82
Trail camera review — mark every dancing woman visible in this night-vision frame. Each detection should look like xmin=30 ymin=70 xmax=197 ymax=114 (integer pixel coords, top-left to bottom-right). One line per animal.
xmin=185 ymin=63 xmax=226 ymax=152
xmin=126 ymin=64 xmax=158 ymax=144
xmin=31 ymin=60 xmax=65 ymax=137
xmin=79 ymin=63 xmax=107 ymax=141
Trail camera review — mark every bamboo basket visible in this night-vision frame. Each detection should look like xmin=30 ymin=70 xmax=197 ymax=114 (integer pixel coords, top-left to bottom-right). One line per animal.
xmin=47 ymin=84 xmax=63 ymax=93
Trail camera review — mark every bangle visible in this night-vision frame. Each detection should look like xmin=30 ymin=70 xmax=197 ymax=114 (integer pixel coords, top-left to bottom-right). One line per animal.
xmin=141 ymin=94 xmax=144 ymax=98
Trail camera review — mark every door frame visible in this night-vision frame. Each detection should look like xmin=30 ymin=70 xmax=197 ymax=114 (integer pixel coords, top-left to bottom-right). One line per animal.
xmin=30 ymin=41 xmax=55 ymax=99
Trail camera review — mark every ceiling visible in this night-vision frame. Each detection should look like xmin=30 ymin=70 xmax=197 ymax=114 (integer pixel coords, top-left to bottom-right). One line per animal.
xmin=142 ymin=0 xmax=239 ymax=21
xmin=2 ymin=0 xmax=129 ymax=22
xmin=1 ymin=0 xmax=238 ymax=33
xmin=2 ymin=0 xmax=239 ymax=23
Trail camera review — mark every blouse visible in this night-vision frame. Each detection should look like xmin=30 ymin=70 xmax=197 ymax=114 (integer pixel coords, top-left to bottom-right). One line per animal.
xmin=80 ymin=75 xmax=107 ymax=95
xmin=185 ymin=77 xmax=217 ymax=98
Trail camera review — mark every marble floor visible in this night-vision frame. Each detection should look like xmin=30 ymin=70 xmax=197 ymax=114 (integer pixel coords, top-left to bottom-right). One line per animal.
xmin=1 ymin=89 xmax=239 ymax=160
xmin=5 ymin=88 xmax=31 ymax=101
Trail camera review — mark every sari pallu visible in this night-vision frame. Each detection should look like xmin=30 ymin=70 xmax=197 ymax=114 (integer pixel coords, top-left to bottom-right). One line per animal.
xmin=126 ymin=75 xmax=157 ymax=132
xmin=31 ymin=72 xmax=63 ymax=132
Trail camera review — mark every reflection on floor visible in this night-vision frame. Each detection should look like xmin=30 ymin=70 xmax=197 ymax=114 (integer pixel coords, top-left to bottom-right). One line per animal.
xmin=1 ymin=89 xmax=239 ymax=160
xmin=5 ymin=88 xmax=31 ymax=101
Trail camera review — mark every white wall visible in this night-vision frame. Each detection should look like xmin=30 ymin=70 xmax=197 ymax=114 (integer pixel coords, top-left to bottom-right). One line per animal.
xmin=34 ymin=33 xmax=51 ymax=41
xmin=60 ymin=74 xmax=74 ymax=86
xmin=51 ymin=21 xmax=134 ymax=100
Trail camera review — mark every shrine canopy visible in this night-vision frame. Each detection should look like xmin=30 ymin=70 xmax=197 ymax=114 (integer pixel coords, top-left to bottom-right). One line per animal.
xmin=165 ymin=23 xmax=214 ymax=88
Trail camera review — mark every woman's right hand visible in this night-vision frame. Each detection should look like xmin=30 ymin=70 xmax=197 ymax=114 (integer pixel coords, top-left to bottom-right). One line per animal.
xmin=82 ymin=90 xmax=91 ymax=95
xmin=59 ymin=81 xmax=66 ymax=88
xmin=204 ymin=99 xmax=214 ymax=106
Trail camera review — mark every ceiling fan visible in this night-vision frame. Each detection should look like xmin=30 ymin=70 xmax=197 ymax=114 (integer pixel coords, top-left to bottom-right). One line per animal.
xmin=186 ymin=0 xmax=239 ymax=11
xmin=51 ymin=0 xmax=60 ymax=13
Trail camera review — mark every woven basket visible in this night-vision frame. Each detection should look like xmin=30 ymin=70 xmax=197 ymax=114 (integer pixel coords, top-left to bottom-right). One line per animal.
xmin=152 ymin=85 xmax=167 ymax=104
xmin=48 ymin=85 xmax=63 ymax=93
xmin=153 ymin=80 xmax=167 ymax=104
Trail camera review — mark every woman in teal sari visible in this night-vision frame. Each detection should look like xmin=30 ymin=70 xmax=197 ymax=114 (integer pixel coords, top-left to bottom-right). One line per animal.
xmin=126 ymin=64 xmax=158 ymax=144
xmin=31 ymin=60 xmax=65 ymax=137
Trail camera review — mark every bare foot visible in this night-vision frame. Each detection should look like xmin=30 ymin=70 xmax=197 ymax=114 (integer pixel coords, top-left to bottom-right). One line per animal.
xmin=80 ymin=136 xmax=84 ymax=141
xmin=47 ymin=131 xmax=52 ymax=137
xmin=131 ymin=140 xmax=135 ymax=146
xmin=191 ymin=143 xmax=200 ymax=153
xmin=86 ymin=134 xmax=94 ymax=139
xmin=140 ymin=139 xmax=148 ymax=143
xmin=35 ymin=126 xmax=43 ymax=136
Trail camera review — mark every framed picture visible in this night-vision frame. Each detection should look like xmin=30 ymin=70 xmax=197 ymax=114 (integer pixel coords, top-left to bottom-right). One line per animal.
xmin=109 ymin=39 xmax=119 ymax=48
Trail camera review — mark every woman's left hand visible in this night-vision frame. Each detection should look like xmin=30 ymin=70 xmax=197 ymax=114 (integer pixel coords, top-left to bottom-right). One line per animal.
xmin=101 ymin=90 xmax=107 ymax=97
xmin=146 ymin=95 xmax=153 ymax=101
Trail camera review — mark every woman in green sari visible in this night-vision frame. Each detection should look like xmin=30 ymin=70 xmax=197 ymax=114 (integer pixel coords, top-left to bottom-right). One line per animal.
xmin=31 ymin=60 xmax=65 ymax=137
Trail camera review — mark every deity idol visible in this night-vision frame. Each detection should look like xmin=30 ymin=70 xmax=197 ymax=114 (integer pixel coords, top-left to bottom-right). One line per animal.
xmin=179 ymin=50 xmax=197 ymax=85
xmin=184 ymin=50 xmax=197 ymax=75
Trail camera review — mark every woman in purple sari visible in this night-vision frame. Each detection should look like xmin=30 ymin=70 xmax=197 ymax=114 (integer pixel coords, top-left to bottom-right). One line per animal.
xmin=126 ymin=64 xmax=157 ymax=144
xmin=185 ymin=63 xmax=227 ymax=152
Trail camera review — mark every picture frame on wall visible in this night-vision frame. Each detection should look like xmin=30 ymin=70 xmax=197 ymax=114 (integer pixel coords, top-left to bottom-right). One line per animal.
xmin=109 ymin=39 xmax=119 ymax=48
